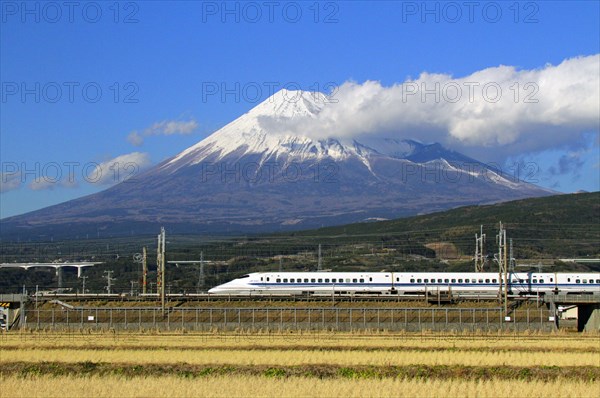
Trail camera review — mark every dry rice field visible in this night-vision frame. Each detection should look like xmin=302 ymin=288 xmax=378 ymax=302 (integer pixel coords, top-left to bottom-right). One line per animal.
xmin=1 ymin=331 xmax=599 ymax=397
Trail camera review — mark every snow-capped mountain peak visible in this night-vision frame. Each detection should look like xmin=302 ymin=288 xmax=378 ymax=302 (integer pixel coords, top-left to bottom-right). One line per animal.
xmin=248 ymin=89 xmax=327 ymax=118
xmin=164 ymin=90 xmax=357 ymax=169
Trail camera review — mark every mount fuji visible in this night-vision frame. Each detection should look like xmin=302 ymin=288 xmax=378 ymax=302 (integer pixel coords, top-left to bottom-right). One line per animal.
xmin=1 ymin=90 xmax=554 ymax=239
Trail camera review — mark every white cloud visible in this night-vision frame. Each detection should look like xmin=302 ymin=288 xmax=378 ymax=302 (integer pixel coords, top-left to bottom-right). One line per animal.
xmin=144 ymin=120 xmax=198 ymax=136
xmin=0 ymin=172 xmax=22 ymax=193
xmin=28 ymin=178 xmax=79 ymax=191
xmin=260 ymin=54 xmax=600 ymax=161
xmin=88 ymin=152 xmax=151 ymax=186
xmin=127 ymin=131 xmax=144 ymax=147
xmin=29 ymin=179 xmax=58 ymax=191
xmin=127 ymin=119 xmax=199 ymax=147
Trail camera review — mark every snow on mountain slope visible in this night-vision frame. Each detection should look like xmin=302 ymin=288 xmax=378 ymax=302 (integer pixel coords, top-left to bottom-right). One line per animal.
xmin=0 ymin=89 xmax=556 ymax=239
xmin=163 ymin=90 xmax=337 ymax=168
xmin=159 ymin=89 xmax=536 ymax=191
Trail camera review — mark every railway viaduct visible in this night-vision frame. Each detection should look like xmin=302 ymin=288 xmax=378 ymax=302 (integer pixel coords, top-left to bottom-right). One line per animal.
xmin=547 ymin=294 xmax=600 ymax=332
xmin=1 ymin=293 xmax=599 ymax=332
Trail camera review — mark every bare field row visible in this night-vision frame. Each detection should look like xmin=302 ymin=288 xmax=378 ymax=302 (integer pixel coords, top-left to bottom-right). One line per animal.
xmin=3 ymin=348 xmax=598 ymax=367
xmin=2 ymin=343 xmax=597 ymax=354
xmin=3 ymin=362 xmax=599 ymax=381
xmin=1 ymin=374 xmax=598 ymax=398
xmin=2 ymin=331 xmax=598 ymax=352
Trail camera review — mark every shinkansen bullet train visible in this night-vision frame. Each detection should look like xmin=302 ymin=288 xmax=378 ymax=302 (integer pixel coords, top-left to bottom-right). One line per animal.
xmin=208 ymin=272 xmax=600 ymax=295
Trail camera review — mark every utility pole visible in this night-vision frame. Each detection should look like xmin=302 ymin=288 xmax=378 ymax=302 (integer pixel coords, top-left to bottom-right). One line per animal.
xmin=156 ymin=227 xmax=166 ymax=314
xmin=496 ymin=222 xmax=508 ymax=318
xmin=279 ymin=257 xmax=283 ymax=272
xmin=198 ymin=251 xmax=205 ymax=293
xmin=103 ymin=270 xmax=115 ymax=295
xmin=156 ymin=232 xmax=162 ymax=298
xmin=142 ymin=247 xmax=147 ymax=295
xmin=318 ymin=244 xmax=322 ymax=271
xmin=509 ymin=239 xmax=515 ymax=272
xmin=475 ymin=225 xmax=486 ymax=272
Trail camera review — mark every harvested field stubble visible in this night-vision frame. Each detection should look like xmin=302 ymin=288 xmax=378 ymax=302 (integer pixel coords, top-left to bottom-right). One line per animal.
xmin=1 ymin=375 xmax=598 ymax=398
xmin=1 ymin=331 xmax=598 ymax=397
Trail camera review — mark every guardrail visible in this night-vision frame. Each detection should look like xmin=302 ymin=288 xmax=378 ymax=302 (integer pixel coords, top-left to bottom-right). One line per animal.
xmin=546 ymin=294 xmax=600 ymax=304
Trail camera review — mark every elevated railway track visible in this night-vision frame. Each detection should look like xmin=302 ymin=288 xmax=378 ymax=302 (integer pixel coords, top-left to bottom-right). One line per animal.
xmin=24 ymin=291 xmax=598 ymax=304
xmin=2 ymin=293 xmax=598 ymax=332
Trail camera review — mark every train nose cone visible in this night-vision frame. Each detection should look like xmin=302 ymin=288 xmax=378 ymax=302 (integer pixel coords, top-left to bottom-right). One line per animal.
xmin=208 ymin=287 xmax=219 ymax=294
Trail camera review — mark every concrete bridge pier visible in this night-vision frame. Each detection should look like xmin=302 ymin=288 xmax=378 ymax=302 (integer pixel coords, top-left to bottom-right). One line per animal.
xmin=577 ymin=304 xmax=600 ymax=332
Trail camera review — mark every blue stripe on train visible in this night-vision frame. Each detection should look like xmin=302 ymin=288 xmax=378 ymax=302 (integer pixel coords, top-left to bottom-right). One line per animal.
xmin=250 ymin=282 xmax=600 ymax=288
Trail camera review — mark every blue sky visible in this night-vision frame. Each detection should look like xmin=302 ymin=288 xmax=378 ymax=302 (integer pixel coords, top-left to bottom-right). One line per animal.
xmin=1 ymin=1 xmax=599 ymax=218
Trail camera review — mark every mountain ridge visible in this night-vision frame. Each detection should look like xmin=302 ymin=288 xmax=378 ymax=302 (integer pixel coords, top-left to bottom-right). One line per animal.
xmin=1 ymin=89 xmax=554 ymax=239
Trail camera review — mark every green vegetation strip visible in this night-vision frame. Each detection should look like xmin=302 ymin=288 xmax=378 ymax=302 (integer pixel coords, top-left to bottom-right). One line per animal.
xmin=1 ymin=362 xmax=598 ymax=381
xmin=1 ymin=345 xmax=598 ymax=354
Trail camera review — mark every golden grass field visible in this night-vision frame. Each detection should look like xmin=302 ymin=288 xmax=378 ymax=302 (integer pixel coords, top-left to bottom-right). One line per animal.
xmin=1 ymin=331 xmax=599 ymax=398
xmin=2 ymin=375 xmax=598 ymax=398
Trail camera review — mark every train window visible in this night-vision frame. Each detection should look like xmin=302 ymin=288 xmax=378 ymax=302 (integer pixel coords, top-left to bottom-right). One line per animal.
xmin=576 ymin=279 xmax=580 ymax=283
xmin=519 ymin=279 xmax=524 ymax=283
xmin=567 ymin=278 xmax=571 ymax=282
xmin=478 ymin=279 xmax=483 ymax=283
xmin=290 ymin=279 xmax=294 ymax=283
xmin=346 ymin=279 xmax=351 ymax=283
xmin=304 ymin=278 xmax=309 ymax=283
xmin=582 ymin=280 xmax=587 ymax=284
xmin=360 ymin=279 xmax=364 ymax=283
xmin=444 ymin=279 xmax=449 ymax=283
xmin=437 ymin=279 xmax=442 ymax=283
xmin=276 ymin=279 xmax=281 ymax=283
xmin=332 ymin=279 xmax=337 ymax=283
xmin=451 ymin=279 xmax=456 ymax=283
xmin=484 ymin=279 xmax=489 ymax=283
xmin=410 ymin=279 xmax=415 ymax=283
xmin=458 ymin=279 xmax=463 ymax=283
xmin=267 ymin=278 xmax=270 ymax=282
xmin=318 ymin=279 xmax=323 ymax=283
xmin=283 ymin=279 xmax=288 ymax=283
xmin=539 ymin=279 xmax=544 ymax=283
xmin=492 ymin=279 xmax=497 ymax=283
xmin=596 ymin=280 xmax=600 ymax=283
xmin=261 ymin=277 xmax=263 ymax=281
xmin=352 ymin=279 xmax=357 ymax=283
xmin=550 ymin=278 xmax=553 ymax=282
xmin=370 ymin=278 xmax=373 ymax=282
xmin=532 ymin=279 xmax=537 ymax=283
xmin=417 ymin=279 xmax=422 ymax=283
xmin=325 ymin=279 xmax=330 ymax=283
xmin=424 ymin=279 xmax=429 ymax=283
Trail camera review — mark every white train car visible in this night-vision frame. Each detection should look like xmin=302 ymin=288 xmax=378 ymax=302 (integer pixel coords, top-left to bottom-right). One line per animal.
xmin=395 ymin=272 xmax=504 ymax=294
xmin=554 ymin=273 xmax=600 ymax=294
xmin=208 ymin=272 xmax=393 ymax=294
xmin=208 ymin=272 xmax=600 ymax=295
